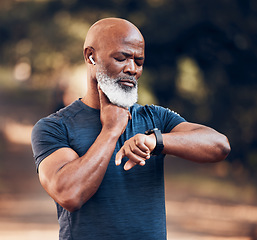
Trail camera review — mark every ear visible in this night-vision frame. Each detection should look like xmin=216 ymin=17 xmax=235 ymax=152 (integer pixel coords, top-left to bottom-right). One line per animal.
xmin=84 ymin=47 xmax=96 ymax=65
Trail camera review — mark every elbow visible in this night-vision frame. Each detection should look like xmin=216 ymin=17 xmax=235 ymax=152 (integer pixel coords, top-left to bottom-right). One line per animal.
xmin=53 ymin=183 xmax=85 ymax=213
xmin=212 ymin=134 xmax=231 ymax=162
xmin=54 ymin=185 xmax=97 ymax=213
xmin=58 ymin=195 xmax=83 ymax=213
xmin=219 ymin=134 xmax=231 ymax=160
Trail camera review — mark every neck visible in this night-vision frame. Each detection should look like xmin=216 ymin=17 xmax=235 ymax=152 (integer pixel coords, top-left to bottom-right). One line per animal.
xmin=81 ymin=81 xmax=100 ymax=109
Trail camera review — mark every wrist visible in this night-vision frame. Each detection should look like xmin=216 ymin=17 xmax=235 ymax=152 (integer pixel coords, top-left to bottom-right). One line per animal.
xmin=146 ymin=134 xmax=157 ymax=152
xmin=101 ymin=127 xmax=122 ymax=139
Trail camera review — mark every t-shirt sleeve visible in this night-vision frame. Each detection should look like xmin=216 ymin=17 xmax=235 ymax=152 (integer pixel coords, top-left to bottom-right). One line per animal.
xmin=150 ymin=105 xmax=187 ymax=133
xmin=31 ymin=117 xmax=70 ymax=171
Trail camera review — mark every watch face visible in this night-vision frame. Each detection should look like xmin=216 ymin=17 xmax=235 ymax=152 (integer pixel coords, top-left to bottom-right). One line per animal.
xmin=145 ymin=128 xmax=159 ymax=135
xmin=145 ymin=129 xmax=153 ymax=135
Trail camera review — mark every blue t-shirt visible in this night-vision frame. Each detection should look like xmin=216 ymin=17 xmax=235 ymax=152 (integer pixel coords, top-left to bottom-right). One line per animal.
xmin=31 ymin=100 xmax=186 ymax=240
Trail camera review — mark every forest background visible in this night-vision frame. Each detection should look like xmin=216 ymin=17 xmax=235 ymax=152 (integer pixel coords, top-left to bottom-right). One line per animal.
xmin=0 ymin=0 xmax=257 ymax=239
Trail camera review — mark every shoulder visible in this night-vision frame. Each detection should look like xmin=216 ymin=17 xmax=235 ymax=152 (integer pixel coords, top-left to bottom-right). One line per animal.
xmin=32 ymin=100 xmax=80 ymax=139
xmin=32 ymin=99 xmax=90 ymax=131
xmin=52 ymin=99 xmax=87 ymax=119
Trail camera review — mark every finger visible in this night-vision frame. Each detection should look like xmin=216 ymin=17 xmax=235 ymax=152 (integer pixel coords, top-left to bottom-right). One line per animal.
xmin=128 ymin=111 xmax=132 ymax=120
xmin=136 ymin=140 xmax=150 ymax=153
xmin=115 ymin=148 xmax=124 ymax=166
xmin=124 ymin=159 xmax=146 ymax=171
xmin=129 ymin=141 xmax=150 ymax=159
xmin=132 ymin=134 xmax=151 ymax=154
xmin=97 ymin=84 xmax=103 ymax=96
xmin=124 ymin=160 xmax=137 ymax=171
xmin=97 ymin=84 xmax=110 ymax=105
xmin=124 ymin=150 xmax=149 ymax=166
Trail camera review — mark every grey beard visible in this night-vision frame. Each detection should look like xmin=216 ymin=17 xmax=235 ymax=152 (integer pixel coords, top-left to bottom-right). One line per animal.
xmin=96 ymin=71 xmax=138 ymax=108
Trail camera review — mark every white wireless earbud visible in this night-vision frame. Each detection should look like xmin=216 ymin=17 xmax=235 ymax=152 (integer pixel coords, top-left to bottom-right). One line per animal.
xmin=89 ymin=55 xmax=96 ymax=65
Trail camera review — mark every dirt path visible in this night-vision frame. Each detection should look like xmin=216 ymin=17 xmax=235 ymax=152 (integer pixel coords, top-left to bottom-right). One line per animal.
xmin=0 ymin=192 xmax=257 ymax=240
xmin=0 ymin=194 xmax=58 ymax=240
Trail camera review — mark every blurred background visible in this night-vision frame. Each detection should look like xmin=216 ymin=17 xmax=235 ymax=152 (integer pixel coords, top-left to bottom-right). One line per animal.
xmin=0 ymin=0 xmax=257 ymax=239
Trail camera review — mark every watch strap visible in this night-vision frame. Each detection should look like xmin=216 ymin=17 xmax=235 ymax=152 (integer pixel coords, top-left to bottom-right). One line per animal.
xmin=145 ymin=128 xmax=164 ymax=155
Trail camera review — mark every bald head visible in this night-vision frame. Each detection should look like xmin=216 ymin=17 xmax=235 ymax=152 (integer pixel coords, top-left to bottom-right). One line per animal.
xmin=84 ymin=18 xmax=144 ymax=53
xmin=82 ymin=18 xmax=145 ymax=108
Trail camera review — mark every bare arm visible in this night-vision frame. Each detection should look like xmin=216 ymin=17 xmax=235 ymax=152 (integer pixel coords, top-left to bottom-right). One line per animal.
xmin=116 ymin=122 xmax=230 ymax=170
xmin=38 ymin=88 xmax=130 ymax=212
xmin=162 ymin=122 xmax=231 ymax=163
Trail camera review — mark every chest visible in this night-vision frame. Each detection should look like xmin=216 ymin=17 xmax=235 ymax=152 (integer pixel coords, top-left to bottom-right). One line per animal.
xmin=66 ymin=113 xmax=155 ymax=157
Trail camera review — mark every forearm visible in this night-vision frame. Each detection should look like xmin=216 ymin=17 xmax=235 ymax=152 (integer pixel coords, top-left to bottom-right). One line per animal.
xmin=162 ymin=126 xmax=230 ymax=163
xmin=50 ymin=129 xmax=120 ymax=211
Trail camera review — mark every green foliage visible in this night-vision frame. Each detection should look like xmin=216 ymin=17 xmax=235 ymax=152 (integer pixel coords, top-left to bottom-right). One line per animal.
xmin=1 ymin=0 xmax=257 ymax=174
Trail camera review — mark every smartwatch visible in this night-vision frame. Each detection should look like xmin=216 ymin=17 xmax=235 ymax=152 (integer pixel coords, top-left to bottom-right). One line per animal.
xmin=145 ymin=128 xmax=164 ymax=155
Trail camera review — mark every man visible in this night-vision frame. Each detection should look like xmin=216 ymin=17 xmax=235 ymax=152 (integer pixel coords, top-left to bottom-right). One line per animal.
xmin=31 ymin=18 xmax=230 ymax=240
